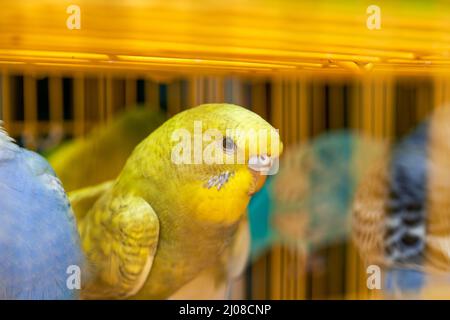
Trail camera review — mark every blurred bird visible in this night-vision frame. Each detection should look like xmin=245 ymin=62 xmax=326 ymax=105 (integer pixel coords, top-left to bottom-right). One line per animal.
xmin=69 ymin=103 xmax=282 ymax=299
xmin=0 ymin=124 xmax=85 ymax=299
xmin=47 ymin=107 xmax=165 ymax=192
xmin=352 ymin=107 xmax=450 ymax=298
xmin=248 ymin=131 xmax=386 ymax=259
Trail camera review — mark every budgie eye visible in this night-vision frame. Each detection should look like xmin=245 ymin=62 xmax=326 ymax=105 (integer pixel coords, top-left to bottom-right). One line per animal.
xmin=222 ymin=137 xmax=236 ymax=154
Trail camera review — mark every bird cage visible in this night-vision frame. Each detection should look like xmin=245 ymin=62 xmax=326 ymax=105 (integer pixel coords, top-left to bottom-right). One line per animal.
xmin=2 ymin=0 xmax=450 ymax=299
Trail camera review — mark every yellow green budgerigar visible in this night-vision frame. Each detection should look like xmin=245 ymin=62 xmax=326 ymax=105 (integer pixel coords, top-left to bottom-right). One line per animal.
xmin=47 ymin=107 xmax=166 ymax=192
xmin=70 ymin=103 xmax=282 ymax=299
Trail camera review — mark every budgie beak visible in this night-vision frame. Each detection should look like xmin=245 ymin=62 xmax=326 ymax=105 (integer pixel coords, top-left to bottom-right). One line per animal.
xmin=250 ymin=172 xmax=267 ymax=194
xmin=247 ymin=138 xmax=283 ymax=194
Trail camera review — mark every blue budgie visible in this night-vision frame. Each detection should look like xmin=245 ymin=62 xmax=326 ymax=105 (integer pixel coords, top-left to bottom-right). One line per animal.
xmin=353 ymin=106 xmax=450 ymax=298
xmin=0 ymin=124 xmax=85 ymax=299
xmin=248 ymin=130 xmax=386 ymax=259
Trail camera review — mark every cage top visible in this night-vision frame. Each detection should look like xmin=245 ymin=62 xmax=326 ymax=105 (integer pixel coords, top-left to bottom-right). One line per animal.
xmin=1 ymin=0 xmax=450 ymax=76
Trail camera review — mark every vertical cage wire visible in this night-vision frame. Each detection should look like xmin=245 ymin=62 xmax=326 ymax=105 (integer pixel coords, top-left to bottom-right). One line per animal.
xmin=0 ymin=69 xmax=448 ymax=299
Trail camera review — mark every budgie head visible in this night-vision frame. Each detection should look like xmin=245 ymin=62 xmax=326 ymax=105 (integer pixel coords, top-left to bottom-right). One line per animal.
xmin=123 ymin=103 xmax=282 ymax=225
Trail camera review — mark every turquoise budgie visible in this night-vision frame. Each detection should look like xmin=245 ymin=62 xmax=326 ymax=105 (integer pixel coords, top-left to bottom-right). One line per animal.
xmin=248 ymin=131 xmax=386 ymax=258
xmin=0 ymin=124 xmax=85 ymax=299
